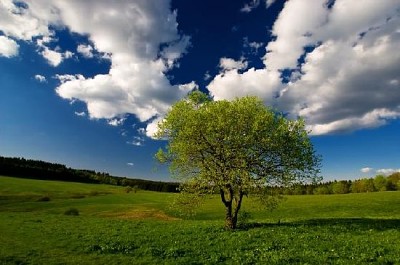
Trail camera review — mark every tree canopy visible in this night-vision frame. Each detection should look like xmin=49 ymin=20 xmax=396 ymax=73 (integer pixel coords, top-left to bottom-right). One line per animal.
xmin=156 ymin=91 xmax=321 ymax=229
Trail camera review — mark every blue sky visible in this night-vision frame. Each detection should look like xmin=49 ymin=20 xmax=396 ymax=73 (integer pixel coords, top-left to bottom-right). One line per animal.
xmin=0 ymin=0 xmax=399 ymax=181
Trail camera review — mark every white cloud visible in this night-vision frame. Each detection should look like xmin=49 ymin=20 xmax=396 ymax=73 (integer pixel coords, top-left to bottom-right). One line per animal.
xmin=77 ymin=44 xmax=94 ymax=58
xmin=219 ymin=57 xmax=248 ymax=72
xmin=41 ymin=47 xmax=63 ymax=66
xmin=360 ymin=167 xmax=373 ymax=173
xmin=208 ymin=68 xmax=282 ymax=101
xmin=145 ymin=117 xmax=163 ymax=139
xmin=208 ymin=0 xmax=400 ymax=135
xmin=127 ymin=162 xmax=134 ymax=166
xmin=376 ymin=168 xmax=400 ymax=176
xmin=34 ymin=74 xmax=46 ymax=83
xmin=265 ymin=0 xmax=277 ymax=8
xmin=0 ymin=0 xmax=58 ymax=41
xmin=178 ymin=81 xmax=199 ymax=92
xmin=127 ymin=136 xmax=145 ymax=147
xmin=241 ymin=0 xmax=260 ymax=13
xmin=264 ymin=0 xmax=328 ymax=71
xmin=64 ymin=50 xmax=74 ymax=59
xmin=108 ymin=117 xmax=126 ymax=127
xmin=0 ymin=0 xmax=192 ymax=130
xmin=74 ymin=111 xmax=86 ymax=117
xmin=0 ymin=36 xmax=19 ymax=57
xmin=243 ymin=37 xmax=264 ymax=55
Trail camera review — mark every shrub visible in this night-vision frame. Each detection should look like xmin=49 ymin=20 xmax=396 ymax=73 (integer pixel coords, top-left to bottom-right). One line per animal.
xmin=125 ymin=186 xmax=133 ymax=193
xmin=37 ymin=196 xmax=51 ymax=202
xmin=64 ymin=208 xmax=79 ymax=216
xmin=70 ymin=194 xmax=86 ymax=199
xmin=89 ymin=190 xmax=100 ymax=196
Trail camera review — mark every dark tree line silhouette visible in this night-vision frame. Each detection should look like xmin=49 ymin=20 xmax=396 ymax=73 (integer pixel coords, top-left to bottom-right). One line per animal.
xmin=1 ymin=156 xmax=398 ymax=195
xmin=0 ymin=156 xmax=179 ymax=192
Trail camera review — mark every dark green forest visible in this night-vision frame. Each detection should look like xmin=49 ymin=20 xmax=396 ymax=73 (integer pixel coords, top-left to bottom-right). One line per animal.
xmin=0 ymin=156 xmax=398 ymax=195
xmin=0 ymin=156 xmax=179 ymax=192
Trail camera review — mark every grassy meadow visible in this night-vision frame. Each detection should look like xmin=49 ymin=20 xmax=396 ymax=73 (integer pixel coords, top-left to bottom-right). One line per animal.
xmin=1 ymin=175 xmax=400 ymax=264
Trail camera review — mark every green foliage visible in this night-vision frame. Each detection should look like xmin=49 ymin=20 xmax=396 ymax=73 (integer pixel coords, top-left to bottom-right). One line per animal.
xmin=331 ymin=181 xmax=350 ymax=194
xmin=387 ymin=172 xmax=400 ymax=190
xmin=156 ymin=92 xmax=321 ymax=228
xmin=314 ymin=185 xmax=331 ymax=195
xmin=351 ymin=178 xmax=376 ymax=193
xmin=124 ymin=186 xmax=133 ymax=193
xmin=373 ymin=175 xmax=388 ymax=191
xmin=168 ymin=192 xmax=204 ymax=219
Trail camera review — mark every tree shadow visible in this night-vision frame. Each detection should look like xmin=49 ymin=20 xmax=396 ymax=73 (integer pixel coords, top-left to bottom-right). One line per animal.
xmin=240 ymin=218 xmax=400 ymax=231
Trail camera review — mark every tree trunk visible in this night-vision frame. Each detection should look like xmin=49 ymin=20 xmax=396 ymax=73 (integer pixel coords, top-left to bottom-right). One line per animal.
xmin=220 ymin=188 xmax=237 ymax=229
xmin=232 ymin=191 xmax=244 ymax=229
xmin=225 ymin=202 xmax=236 ymax=229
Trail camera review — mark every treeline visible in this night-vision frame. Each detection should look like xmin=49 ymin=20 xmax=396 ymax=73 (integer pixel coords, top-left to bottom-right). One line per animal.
xmin=273 ymin=173 xmax=400 ymax=195
xmin=0 ymin=156 xmax=178 ymax=193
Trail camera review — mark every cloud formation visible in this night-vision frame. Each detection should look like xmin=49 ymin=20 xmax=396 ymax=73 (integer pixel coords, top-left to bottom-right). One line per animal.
xmin=34 ymin=74 xmax=46 ymax=83
xmin=0 ymin=0 xmax=193 ymax=137
xmin=376 ymin=168 xmax=400 ymax=176
xmin=240 ymin=0 xmax=260 ymax=13
xmin=77 ymin=44 xmax=94 ymax=58
xmin=0 ymin=36 xmax=19 ymax=57
xmin=209 ymin=0 xmax=400 ymax=135
xmin=360 ymin=167 xmax=373 ymax=174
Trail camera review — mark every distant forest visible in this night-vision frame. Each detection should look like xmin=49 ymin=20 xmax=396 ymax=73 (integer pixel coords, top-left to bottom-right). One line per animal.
xmin=0 ymin=156 xmax=179 ymax=193
xmin=272 ymin=172 xmax=399 ymax=195
xmin=0 ymin=156 xmax=399 ymax=195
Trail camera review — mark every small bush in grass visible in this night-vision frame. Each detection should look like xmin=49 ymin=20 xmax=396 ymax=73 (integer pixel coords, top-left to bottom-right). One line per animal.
xmin=37 ymin=196 xmax=51 ymax=202
xmin=64 ymin=208 xmax=79 ymax=216
xmin=125 ymin=186 xmax=133 ymax=193
xmin=89 ymin=190 xmax=100 ymax=196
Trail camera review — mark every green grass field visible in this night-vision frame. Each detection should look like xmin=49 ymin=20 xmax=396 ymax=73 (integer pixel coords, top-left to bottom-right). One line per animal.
xmin=1 ymin=175 xmax=400 ymax=264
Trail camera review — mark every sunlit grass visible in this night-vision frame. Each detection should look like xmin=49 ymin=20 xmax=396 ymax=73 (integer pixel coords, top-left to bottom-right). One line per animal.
xmin=1 ymin=175 xmax=400 ymax=264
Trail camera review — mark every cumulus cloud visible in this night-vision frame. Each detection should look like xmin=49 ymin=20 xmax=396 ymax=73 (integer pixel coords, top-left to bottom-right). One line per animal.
xmin=40 ymin=47 xmax=63 ymax=66
xmin=145 ymin=117 xmax=164 ymax=139
xmin=209 ymin=68 xmax=282 ymax=101
xmin=219 ymin=57 xmax=248 ymax=72
xmin=108 ymin=117 xmax=126 ymax=127
xmin=0 ymin=0 xmax=193 ymax=134
xmin=360 ymin=167 xmax=373 ymax=173
xmin=376 ymin=168 xmax=400 ymax=176
xmin=127 ymin=162 xmax=134 ymax=166
xmin=77 ymin=44 xmax=94 ymax=58
xmin=0 ymin=36 xmax=19 ymax=57
xmin=208 ymin=0 xmax=400 ymax=135
xmin=34 ymin=74 xmax=46 ymax=83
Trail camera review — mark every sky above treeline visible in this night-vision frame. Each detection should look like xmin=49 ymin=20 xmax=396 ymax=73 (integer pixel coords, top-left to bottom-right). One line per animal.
xmin=0 ymin=0 xmax=399 ymax=181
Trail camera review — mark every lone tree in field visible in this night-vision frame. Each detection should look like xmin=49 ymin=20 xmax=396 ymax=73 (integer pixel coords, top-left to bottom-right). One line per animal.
xmin=155 ymin=91 xmax=321 ymax=229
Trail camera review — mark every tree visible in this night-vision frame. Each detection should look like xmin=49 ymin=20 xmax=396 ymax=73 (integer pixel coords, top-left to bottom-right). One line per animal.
xmin=332 ymin=180 xmax=350 ymax=194
xmin=155 ymin=91 xmax=321 ymax=229
xmin=373 ymin=175 xmax=388 ymax=191
xmin=387 ymin=172 xmax=400 ymax=191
